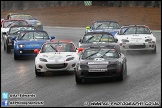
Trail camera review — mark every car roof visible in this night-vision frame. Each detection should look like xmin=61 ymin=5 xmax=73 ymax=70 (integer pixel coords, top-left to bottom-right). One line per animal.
xmin=46 ymin=40 xmax=73 ymax=44
xmin=121 ymin=25 xmax=149 ymax=28
xmin=93 ymin=20 xmax=119 ymax=23
xmin=3 ymin=19 xmax=28 ymax=21
xmin=9 ymin=13 xmax=31 ymax=16
xmin=10 ymin=25 xmax=35 ymax=28
xmin=84 ymin=44 xmax=119 ymax=50
xmin=19 ymin=30 xmax=47 ymax=32
xmin=84 ymin=31 xmax=113 ymax=36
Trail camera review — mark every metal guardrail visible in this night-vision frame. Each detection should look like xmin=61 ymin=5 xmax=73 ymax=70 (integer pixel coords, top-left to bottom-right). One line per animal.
xmin=44 ymin=26 xmax=161 ymax=32
xmin=84 ymin=1 xmax=92 ymax=6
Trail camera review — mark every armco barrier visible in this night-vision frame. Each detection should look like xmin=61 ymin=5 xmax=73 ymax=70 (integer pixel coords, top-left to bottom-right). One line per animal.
xmin=84 ymin=1 xmax=92 ymax=6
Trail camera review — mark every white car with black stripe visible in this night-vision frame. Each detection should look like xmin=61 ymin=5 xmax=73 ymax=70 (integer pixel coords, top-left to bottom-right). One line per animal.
xmin=114 ymin=25 xmax=156 ymax=53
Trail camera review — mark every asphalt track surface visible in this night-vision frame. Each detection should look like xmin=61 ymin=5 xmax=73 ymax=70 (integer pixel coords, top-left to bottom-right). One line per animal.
xmin=1 ymin=26 xmax=161 ymax=107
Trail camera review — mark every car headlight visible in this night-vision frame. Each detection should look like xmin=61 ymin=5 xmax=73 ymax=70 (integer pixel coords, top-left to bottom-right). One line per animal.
xmin=39 ymin=58 xmax=48 ymax=62
xmin=145 ymin=38 xmax=152 ymax=42
xmin=122 ymin=39 xmax=129 ymax=42
xmin=37 ymin=21 xmax=41 ymax=25
xmin=66 ymin=57 xmax=74 ymax=61
xmin=18 ymin=44 xmax=26 ymax=48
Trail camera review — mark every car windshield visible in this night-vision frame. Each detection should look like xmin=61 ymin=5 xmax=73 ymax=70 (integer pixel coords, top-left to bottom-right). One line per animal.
xmin=10 ymin=15 xmax=34 ymax=20
xmin=3 ymin=20 xmax=28 ymax=28
xmin=41 ymin=43 xmax=76 ymax=53
xmin=18 ymin=31 xmax=49 ymax=40
xmin=82 ymin=34 xmax=115 ymax=43
xmin=121 ymin=26 xmax=151 ymax=35
xmin=9 ymin=27 xmax=36 ymax=35
xmin=93 ymin=21 xmax=120 ymax=30
xmin=82 ymin=49 xmax=119 ymax=60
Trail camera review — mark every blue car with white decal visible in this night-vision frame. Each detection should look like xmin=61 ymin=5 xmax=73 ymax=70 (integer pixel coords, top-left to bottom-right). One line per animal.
xmin=85 ymin=20 xmax=121 ymax=36
xmin=12 ymin=30 xmax=55 ymax=60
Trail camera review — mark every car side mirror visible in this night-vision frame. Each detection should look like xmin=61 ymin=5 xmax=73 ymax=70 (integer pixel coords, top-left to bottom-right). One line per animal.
xmin=86 ymin=26 xmax=91 ymax=30
xmin=50 ymin=36 xmax=55 ymax=41
xmin=119 ymin=53 xmax=122 ymax=57
xmin=79 ymin=39 xmax=82 ymax=43
xmin=34 ymin=49 xmax=40 ymax=54
xmin=77 ymin=47 xmax=83 ymax=53
xmin=6 ymin=31 xmax=9 ymax=35
xmin=12 ymin=36 xmax=16 ymax=41
xmin=114 ymin=38 xmax=118 ymax=43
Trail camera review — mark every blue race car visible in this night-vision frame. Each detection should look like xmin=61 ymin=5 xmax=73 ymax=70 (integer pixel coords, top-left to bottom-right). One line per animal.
xmin=3 ymin=25 xmax=36 ymax=53
xmin=12 ymin=30 xmax=55 ymax=60
xmin=85 ymin=20 xmax=121 ymax=36
xmin=6 ymin=13 xmax=43 ymax=30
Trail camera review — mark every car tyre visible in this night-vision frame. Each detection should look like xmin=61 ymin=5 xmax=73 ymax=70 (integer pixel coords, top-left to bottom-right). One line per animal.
xmin=75 ymin=72 xmax=82 ymax=84
xmin=35 ymin=66 xmax=42 ymax=76
xmin=4 ymin=43 xmax=6 ymax=50
xmin=152 ymin=45 xmax=156 ymax=53
xmin=6 ymin=44 xmax=11 ymax=53
xmin=118 ymin=65 xmax=126 ymax=81
xmin=14 ymin=53 xmax=19 ymax=60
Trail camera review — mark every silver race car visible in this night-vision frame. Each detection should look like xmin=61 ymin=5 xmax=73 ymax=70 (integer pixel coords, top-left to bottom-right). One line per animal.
xmin=75 ymin=45 xmax=127 ymax=84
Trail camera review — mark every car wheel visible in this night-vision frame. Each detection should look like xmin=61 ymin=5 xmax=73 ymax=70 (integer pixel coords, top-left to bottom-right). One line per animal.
xmin=3 ymin=43 xmax=6 ymax=50
xmin=6 ymin=45 xmax=11 ymax=53
xmin=118 ymin=65 xmax=126 ymax=81
xmin=35 ymin=66 xmax=42 ymax=76
xmin=75 ymin=72 xmax=82 ymax=84
xmin=14 ymin=53 xmax=19 ymax=60
xmin=152 ymin=45 xmax=156 ymax=53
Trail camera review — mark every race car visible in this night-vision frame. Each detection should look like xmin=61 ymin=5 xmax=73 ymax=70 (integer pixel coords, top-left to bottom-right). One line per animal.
xmin=3 ymin=25 xmax=36 ymax=53
xmin=75 ymin=45 xmax=127 ymax=84
xmin=79 ymin=31 xmax=119 ymax=48
xmin=12 ymin=30 xmax=55 ymax=60
xmin=34 ymin=40 xmax=79 ymax=76
xmin=114 ymin=25 xmax=156 ymax=53
xmin=1 ymin=19 xmax=28 ymax=41
xmin=6 ymin=13 xmax=43 ymax=30
xmin=85 ymin=20 xmax=121 ymax=36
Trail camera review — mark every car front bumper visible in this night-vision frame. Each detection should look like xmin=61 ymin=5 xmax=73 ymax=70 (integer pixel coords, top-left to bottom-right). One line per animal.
xmin=76 ymin=68 xmax=121 ymax=79
xmin=14 ymin=49 xmax=38 ymax=56
xmin=119 ymin=42 xmax=156 ymax=50
xmin=35 ymin=60 xmax=77 ymax=72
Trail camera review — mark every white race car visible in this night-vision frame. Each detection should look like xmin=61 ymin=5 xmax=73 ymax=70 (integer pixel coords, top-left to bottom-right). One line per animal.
xmin=114 ymin=25 xmax=156 ymax=53
xmin=1 ymin=19 xmax=28 ymax=41
xmin=34 ymin=40 xmax=79 ymax=76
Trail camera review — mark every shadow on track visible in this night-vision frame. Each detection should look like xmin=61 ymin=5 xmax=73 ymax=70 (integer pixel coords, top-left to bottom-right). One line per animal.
xmin=121 ymin=50 xmax=157 ymax=56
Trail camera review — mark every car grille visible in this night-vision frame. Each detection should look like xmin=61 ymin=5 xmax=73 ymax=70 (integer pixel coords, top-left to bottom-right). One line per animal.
xmin=129 ymin=45 xmax=146 ymax=49
xmin=46 ymin=63 xmax=68 ymax=69
xmin=19 ymin=50 xmax=34 ymax=54
xmin=87 ymin=69 xmax=116 ymax=77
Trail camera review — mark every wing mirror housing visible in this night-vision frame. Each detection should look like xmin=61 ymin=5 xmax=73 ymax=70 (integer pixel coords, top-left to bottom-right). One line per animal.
xmin=86 ymin=26 xmax=91 ymax=30
xmin=34 ymin=17 xmax=37 ymax=20
xmin=77 ymin=47 xmax=83 ymax=53
xmin=12 ymin=36 xmax=16 ymax=41
xmin=50 ymin=36 xmax=55 ymax=41
xmin=79 ymin=39 xmax=82 ymax=43
xmin=114 ymin=38 xmax=118 ymax=43
xmin=34 ymin=49 xmax=40 ymax=54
